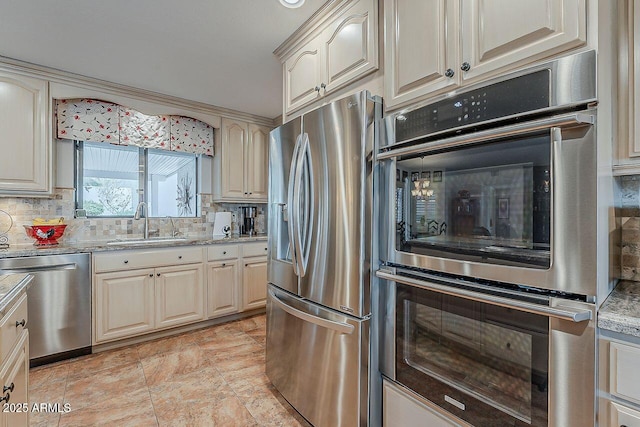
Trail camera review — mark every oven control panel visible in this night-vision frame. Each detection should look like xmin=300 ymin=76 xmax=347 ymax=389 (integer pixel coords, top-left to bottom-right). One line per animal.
xmin=395 ymin=70 xmax=550 ymax=143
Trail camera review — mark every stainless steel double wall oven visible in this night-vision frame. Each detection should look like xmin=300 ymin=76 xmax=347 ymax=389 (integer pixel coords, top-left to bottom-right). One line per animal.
xmin=376 ymin=51 xmax=600 ymax=426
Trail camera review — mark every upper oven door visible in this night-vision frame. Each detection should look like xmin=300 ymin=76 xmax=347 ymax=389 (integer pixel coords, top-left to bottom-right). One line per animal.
xmin=378 ymin=111 xmax=597 ymax=296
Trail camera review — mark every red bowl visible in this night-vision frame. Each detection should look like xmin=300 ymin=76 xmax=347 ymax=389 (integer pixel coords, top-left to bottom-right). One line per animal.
xmin=24 ymin=224 xmax=67 ymax=246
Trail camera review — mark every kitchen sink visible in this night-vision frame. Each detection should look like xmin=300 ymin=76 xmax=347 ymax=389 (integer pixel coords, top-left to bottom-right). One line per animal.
xmin=106 ymin=237 xmax=188 ymax=246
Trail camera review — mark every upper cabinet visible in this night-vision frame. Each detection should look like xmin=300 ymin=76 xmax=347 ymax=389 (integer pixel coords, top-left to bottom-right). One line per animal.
xmin=0 ymin=70 xmax=52 ymax=197
xmin=214 ymin=118 xmax=270 ymax=202
xmin=279 ymin=0 xmax=379 ymax=116
xmin=384 ymin=0 xmax=587 ymax=110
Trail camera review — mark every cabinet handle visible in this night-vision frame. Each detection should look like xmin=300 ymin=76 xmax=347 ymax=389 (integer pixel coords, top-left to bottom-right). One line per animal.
xmin=264 ymin=248 xmax=268 ymax=251
xmin=15 ymin=319 xmax=25 ymax=328
xmin=124 ymin=260 xmax=129 ymax=264
xmin=461 ymin=62 xmax=471 ymax=72
xmin=3 ymin=383 xmax=14 ymax=393
xmin=320 ymin=83 xmax=326 ymax=89
xmin=149 ymin=274 xmax=154 ymax=277
xmin=157 ymin=273 xmax=161 ymax=277
xmin=0 ymin=393 xmax=9 ymax=403
xmin=445 ymin=68 xmax=455 ymax=78
xmin=222 ymin=263 xmax=226 ymax=267
xmin=249 ymin=192 xmax=252 ymax=195
xmin=178 ymin=255 xmax=183 ymax=259
xmin=223 ymin=251 xmax=227 ymax=255
xmin=245 ymin=264 xmax=248 ymax=267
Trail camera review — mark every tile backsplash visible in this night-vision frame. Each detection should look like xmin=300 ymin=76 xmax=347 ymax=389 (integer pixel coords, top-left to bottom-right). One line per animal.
xmin=620 ymin=176 xmax=640 ymax=281
xmin=0 ymin=188 xmax=266 ymax=246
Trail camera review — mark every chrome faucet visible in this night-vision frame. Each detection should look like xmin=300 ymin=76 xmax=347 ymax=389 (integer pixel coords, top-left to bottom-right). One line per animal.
xmin=134 ymin=202 xmax=149 ymax=239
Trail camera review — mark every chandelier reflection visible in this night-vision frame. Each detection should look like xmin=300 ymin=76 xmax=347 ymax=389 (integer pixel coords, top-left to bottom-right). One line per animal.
xmin=411 ymin=157 xmax=433 ymax=200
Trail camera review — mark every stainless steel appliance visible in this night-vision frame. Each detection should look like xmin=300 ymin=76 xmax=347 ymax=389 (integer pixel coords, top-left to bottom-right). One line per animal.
xmin=241 ymin=206 xmax=257 ymax=236
xmin=378 ymin=50 xmax=604 ymax=300
xmin=375 ymin=51 xmax=605 ymax=426
xmin=267 ymin=90 xmax=382 ymax=427
xmin=0 ymin=253 xmax=91 ymax=367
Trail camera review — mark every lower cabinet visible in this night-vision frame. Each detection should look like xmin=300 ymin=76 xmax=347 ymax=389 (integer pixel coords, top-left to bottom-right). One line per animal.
xmin=207 ymin=260 xmax=240 ymax=318
xmin=0 ymin=330 xmax=29 ymax=427
xmin=600 ymin=336 xmax=640 ymax=427
xmin=93 ymin=251 xmax=205 ymax=344
xmin=611 ymin=401 xmax=640 ymax=427
xmin=242 ymin=257 xmax=267 ymax=311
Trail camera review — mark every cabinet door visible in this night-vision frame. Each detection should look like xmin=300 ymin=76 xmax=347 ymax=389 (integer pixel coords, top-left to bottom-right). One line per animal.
xmin=0 ymin=331 xmax=28 ymax=427
xmin=246 ymin=124 xmax=270 ymax=200
xmin=207 ymin=260 xmax=240 ymax=318
xmin=94 ymin=269 xmax=155 ymax=343
xmin=384 ymin=0 xmax=460 ymax=110
xmin=284 ymin=37 xmax=324 ymax=114
xmin=611 ymin=402 xmax=640 ymax=427
xmin=220 ymin=118 xmax=248 ymax=199
xmin=155 ymin=264 xmax=205 ymax=329
xmin=460 ymin=0 xmax=586 ymax=83
xmin=0 ymin=71 xmax=51 ymax=196
xmin=242 ymin=257 xmax=267 ymax=311
xmin=323 ymin=0 xmax=378 ymax=93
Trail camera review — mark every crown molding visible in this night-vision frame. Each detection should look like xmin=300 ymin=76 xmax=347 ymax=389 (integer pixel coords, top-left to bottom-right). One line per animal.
xmin=0 ymin=55 xmax=276 ymax=128
xmin=273 ymin=0 xmax=354 ymax=60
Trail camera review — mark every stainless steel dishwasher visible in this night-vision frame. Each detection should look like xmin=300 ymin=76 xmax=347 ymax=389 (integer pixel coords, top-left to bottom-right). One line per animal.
xmin=0 ymin=253 xmax=91 ymax=367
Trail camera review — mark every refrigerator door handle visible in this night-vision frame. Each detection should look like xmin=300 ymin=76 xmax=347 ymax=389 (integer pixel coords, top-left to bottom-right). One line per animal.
xmin=299 ymin=133 xmax=314 ymax=277
xmin=287 ymin=134 xmax=302 ymax=276
xmin=269 ymin=289 xmax=355 ymax=335
xmin=292 ymin=134 xmax=308 ymax=277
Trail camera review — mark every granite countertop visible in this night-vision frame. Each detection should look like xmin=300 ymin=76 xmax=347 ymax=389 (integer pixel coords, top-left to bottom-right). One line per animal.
xmin=0 ymin=234 xmax=268 ymax=259
xmin=598 ymin=280 xmax=640 ymax=338
xmin=0 ymin=273 xmax=32 ymax=316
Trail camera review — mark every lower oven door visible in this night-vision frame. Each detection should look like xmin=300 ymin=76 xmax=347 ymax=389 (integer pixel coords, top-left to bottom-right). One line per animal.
xmin=377 ymin=269 xmax=596 ymax=427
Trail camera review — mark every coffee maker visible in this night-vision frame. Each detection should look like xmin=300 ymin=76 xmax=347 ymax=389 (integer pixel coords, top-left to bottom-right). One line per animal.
xmin=241 ymin=206 xmax=257 ymax=236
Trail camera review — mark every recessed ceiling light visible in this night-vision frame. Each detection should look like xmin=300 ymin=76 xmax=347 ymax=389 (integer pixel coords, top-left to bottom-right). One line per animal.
xmin=279 ymin=0 xmax=305 ymax=8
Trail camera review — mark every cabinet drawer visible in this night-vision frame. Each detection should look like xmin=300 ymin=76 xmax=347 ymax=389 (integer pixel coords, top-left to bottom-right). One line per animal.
xmin=94 ymin=247 xmax=204 ymax=273
xmin=242 ymin=242 xmax=269 ymax=258
xmin=0 ymin=293 xmax=27 ymax=362
xmin=611 ymin=341 xmax=640 ymax=404
xmin=207 ymin=244 xmax=239 ymax=261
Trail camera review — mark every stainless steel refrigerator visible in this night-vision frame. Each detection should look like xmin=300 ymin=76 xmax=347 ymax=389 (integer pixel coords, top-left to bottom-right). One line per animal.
xmin=266 ymin=90 xmax=381 ymax=427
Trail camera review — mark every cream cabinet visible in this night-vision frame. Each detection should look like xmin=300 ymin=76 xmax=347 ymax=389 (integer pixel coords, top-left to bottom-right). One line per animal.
xmin=0 ymin=293 xmax=29 ymax=427
xmin=384 ymin=0 xmax=587 ymax=110
xmin=206 ymin=242 xmax=268 ymax=318
xmin=242 ymin=256 xmax=268 ymax=311
xmin=280 ymin=0 xmax=378 ymax=115
xmin=383 ymin=380 xmax=458 ymax=427
xmin=600 ymin=336 xmax=640 ymax=427
xmin=0 ymin=70 xmax=51 ymax=197
xmin=215 ymin=118 xmax=269 ymax=202
xmin=93 ymin=247 xmax=205 ymax=344
xmin=207 ymin=260 xmax=240 ymax=318
xmin=94 ymin=269 xmax=155 ymax=342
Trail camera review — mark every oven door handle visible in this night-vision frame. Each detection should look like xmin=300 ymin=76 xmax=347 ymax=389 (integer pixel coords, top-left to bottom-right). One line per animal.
xmin=376 ymin=269 xmax=593 ymax=323
xmin=377 ymin=112 xmax=594 ymax=160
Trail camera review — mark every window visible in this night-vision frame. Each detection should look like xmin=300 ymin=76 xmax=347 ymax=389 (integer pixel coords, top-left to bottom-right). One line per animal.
xmin=76 ymin=142 xmax=198 ymax=218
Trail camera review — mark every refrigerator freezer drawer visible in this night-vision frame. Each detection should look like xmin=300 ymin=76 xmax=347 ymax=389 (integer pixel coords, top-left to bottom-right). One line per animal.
xmin=266 ymin=284 xmax=369 ymax=427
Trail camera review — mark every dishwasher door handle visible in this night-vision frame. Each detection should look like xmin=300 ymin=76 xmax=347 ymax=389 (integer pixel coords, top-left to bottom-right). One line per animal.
xmin=0 ymin=263 xmax=78 ymax=273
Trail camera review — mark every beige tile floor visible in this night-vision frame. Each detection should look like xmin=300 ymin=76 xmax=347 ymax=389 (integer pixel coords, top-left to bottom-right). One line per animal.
xmin=28 ymin=314 xmax=311 ymax=427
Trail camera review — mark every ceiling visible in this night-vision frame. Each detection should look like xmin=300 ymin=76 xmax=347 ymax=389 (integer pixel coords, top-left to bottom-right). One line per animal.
xmin=0 ymin=0 xmax=327 ymax=119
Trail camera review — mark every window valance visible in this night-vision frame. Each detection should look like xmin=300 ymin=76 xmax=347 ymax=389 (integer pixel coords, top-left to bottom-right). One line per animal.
xmin=56 ymin=99 xmax=214 ymax=156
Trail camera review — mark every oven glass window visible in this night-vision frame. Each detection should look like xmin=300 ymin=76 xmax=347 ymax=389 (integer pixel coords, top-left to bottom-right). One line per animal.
xmin=396 ymin=283 xmax=549 ymax=426
xmin=395 ymin=134 xmax=551 ymax=268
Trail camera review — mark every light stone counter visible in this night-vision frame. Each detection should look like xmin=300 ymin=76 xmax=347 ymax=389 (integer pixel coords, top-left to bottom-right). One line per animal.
xmin=0 ymin=235 xmax=267 ymax=259
xmin=0 ymin=273 xmax=32 ymax=316
xmin=598 ymin=281 xmax=640 ymax=338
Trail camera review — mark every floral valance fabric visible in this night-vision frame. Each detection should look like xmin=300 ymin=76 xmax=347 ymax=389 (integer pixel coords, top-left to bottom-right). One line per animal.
xmin=56 ymin=99 xmax=214 ymax=156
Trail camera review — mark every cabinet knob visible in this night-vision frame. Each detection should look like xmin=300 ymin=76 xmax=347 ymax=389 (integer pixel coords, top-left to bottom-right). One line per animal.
xmin=223 ymin=251 xmax=227 ymax=255
xmin=222 ymin=263 xmax=226 ymax=267
xmin=320 ymin=83 xmax=326 ymax=89
xmin=249 ymin=192 xmax=252 ymax=195
xmin=15 ymin=319 xmax=25 ymax=328
xmin=149 ymin=274 xmax=154 ymax=277
xmin=245 ymin=264 xmax=248 ymax=267
xmin=178 ymin=255 xmax=183 ymax=259
xmin=157 ymin=273 xmax=161 ymax=277
xmin=461 ymin=62 xmax=471 ymax=72
xmin=3 ymin=383 xmax=14 ymax=393
xmin=0 ymin=393 xmax=9 ymax=403
xmin=445 ymin=68 xmax=455 ymax=78
xmin=314 ymin=85 xmax=321 ymax=92
xmin=124 ymin=260 xmax=129 ymax=264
